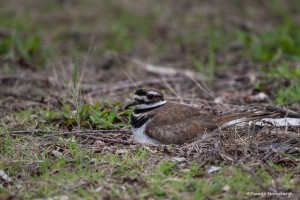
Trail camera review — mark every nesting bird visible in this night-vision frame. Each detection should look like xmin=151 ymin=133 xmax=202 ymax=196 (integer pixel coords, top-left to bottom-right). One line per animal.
xmin=125 ymin=88 xmax=273 ymax=145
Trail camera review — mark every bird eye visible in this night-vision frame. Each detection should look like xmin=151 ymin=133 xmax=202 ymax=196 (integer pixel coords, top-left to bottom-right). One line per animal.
xmin=147 ymin=94 xmax=154 ymax=99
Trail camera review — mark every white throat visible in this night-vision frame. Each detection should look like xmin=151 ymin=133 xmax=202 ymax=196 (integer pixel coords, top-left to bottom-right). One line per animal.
xmin=136 ymin=100 xmax=167 ymax=110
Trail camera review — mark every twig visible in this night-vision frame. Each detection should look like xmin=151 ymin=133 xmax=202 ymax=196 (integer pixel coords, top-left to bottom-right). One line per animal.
xmin=162 ymin=77 xmax=184 ymax=102
xmin=122 ymin=69 xmax=138 ymax=88
xmin=9 ymin=129 xmax=133 ymax=144
xmin=77 ymin=135 xmax=135 ymax=145
xmin=266 ymin=105 xmax=300 ymax=118
xmin=1 ymin=159 xmax=44 ymax=163
xmin=0 ymin=74 xmax=60 ymax=87
xmin=87 ymin=77 xmax=187 ymax=96
xmin=0 ymin=91 xmax=43 ymax=103
xmin=0 ymin=102 xmax=44 ymax=113
xmin=0 ymin=27 xmax=13 ymax=36
xmin=10 ymin=129 xmax=128 ymax=135
xmin=132 ymin=58 xmax=206 ymax=81
xmin=187 ymin=74 xmax=216 ymax=99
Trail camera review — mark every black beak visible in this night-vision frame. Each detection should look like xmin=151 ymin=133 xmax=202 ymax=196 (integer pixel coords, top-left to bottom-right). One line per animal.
xmin=124 ymin=101 xmax=138 ymax=110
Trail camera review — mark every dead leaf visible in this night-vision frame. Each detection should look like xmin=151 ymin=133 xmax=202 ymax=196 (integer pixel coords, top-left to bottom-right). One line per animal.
xmin=172 ymin=157 xmax=186 ymax=162
xmin=222 ymin=185 xmax=231 ymax=192
xmin=244 ymin=92 xmax=269 ymax=103
xmin=0 ymin=170 xmax=11 ymax=183
xmin=207 ymin=166 xmax=220 ymax=174
xmin=51 ymin=150 xmax=64 ymax=158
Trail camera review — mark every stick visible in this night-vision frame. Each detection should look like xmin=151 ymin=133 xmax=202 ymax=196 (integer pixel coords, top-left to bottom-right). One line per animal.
xmin=77 ymin=135 xmax=135 ymax=145
xmin=266 ymin=105 xmax=300 ymax=118
xmin=0 ymin=91 xmax=43 ymax=103
xmin=87 ymin=77 xmax=187 ymax=95
xmin=8 ymin=129 xmax=133 ymax=145
xmin=10 ymin=129 xmax=128 ymax=135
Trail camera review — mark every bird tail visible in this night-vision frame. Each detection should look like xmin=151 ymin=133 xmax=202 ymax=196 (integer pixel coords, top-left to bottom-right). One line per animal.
xmin=216 ymin=111 xmax=276 ymax=128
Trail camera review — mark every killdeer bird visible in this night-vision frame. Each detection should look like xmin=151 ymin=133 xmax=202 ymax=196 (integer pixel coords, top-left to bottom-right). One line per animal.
xmin=125 ymin=88 xmax=271 ymax=145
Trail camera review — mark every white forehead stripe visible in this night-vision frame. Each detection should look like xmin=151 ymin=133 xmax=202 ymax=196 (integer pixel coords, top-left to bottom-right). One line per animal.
xmin=136 ymin=100 xmax=167 ymax=109
xmin=147 ymin=91 xmax=160 ymax=96
xmin=134 ymin=95 xmax=147 ymax=101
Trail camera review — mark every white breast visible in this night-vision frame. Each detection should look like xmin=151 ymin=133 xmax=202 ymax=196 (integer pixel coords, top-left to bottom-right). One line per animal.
xmin=132 ymin=120 xmax=161 ymax=145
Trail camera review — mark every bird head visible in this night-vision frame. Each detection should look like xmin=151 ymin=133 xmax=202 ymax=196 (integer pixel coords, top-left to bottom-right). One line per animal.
xmin=125 ymin=88 xmax=165 ymax=110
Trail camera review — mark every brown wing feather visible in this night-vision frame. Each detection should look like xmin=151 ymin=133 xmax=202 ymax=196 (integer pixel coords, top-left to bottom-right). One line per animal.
xmin=145 ymin=102 xmax=218 ymax=144
xmin=144 ymin=102 xmax=273 ymax=144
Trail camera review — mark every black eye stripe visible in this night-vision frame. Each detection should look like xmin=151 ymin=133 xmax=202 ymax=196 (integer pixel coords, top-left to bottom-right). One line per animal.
xmin=136 ymin=99 xmax=145 ymax=103
xmin=135 ymin=94 xmax=159 ymax=99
